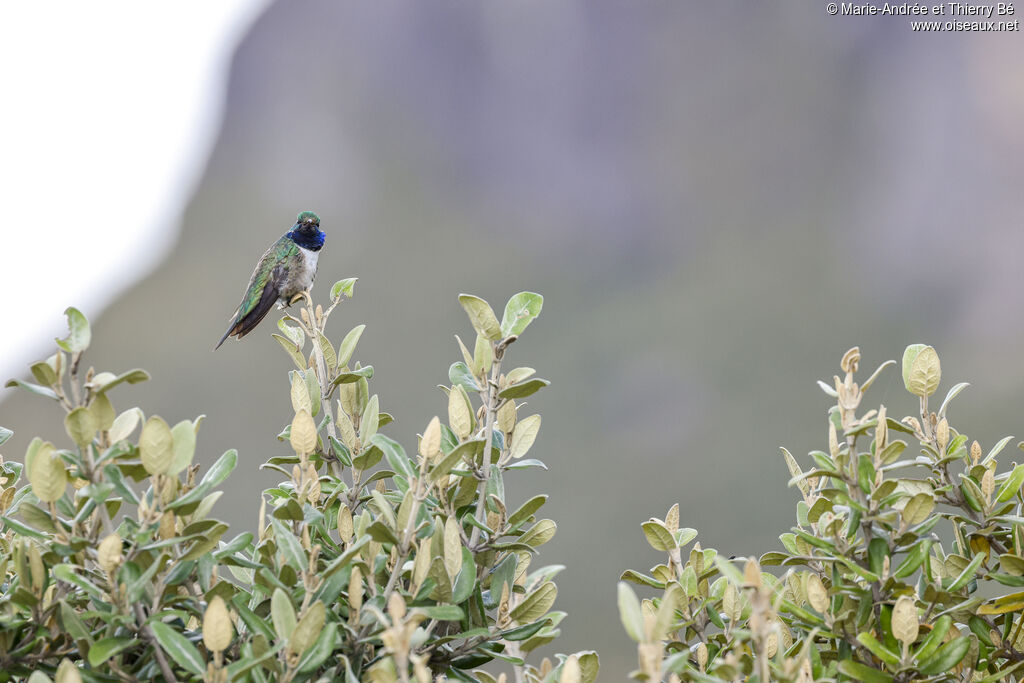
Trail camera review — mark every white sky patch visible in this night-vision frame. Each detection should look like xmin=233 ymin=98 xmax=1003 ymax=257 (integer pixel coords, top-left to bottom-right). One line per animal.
xmin=0 ymin=0 xmax=268 ymax=380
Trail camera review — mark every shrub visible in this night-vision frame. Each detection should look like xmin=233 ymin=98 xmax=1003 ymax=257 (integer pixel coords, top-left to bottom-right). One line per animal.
xmin=0 ymin=285 xmax=597 ymax=683
xmin=619 ymin=345 xmax=1024 ymax=681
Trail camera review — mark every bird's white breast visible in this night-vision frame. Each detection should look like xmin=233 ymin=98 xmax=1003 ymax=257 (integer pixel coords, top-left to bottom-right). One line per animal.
xmin=297 ymin=246 xmax=320 ymax=290
xmin=300 ymin=246 xmax=319 ymax=273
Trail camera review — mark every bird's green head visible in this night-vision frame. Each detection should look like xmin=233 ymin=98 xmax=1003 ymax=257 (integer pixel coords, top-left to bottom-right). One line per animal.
xmin=296 ymin=211 xmax=320 ymax=228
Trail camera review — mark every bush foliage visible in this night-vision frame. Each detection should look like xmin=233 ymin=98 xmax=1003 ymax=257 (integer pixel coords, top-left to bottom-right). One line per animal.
xmin=619 ymin=345 xmax=1024 ymax=681
xmin=0 ymin=285 xmax=598 ymax=683
xmin=7 ymin=281 xmax=1023 ymax=683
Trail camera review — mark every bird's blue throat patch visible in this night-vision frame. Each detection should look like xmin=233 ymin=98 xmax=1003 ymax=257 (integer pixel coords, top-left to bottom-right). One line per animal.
xmin=288 ymin=229 xmax=326 ymax=251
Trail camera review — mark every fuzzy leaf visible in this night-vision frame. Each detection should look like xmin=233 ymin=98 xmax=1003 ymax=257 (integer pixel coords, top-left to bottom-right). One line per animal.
xmin=148 ymin=620 xmax=206 ymax=676
xmin=139 ymin=416 xmax=173 ymax=476
xmin=459 ymin=294 xmax=502 ymax=341
xmin=501 ymin=292 xmax=543 ymax=337
xmin=56 ymin=307 xmax=91 ymax=353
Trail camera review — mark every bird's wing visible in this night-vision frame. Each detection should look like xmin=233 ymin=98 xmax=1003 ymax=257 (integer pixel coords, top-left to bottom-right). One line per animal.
xmin=215 ymin=238 xmax=297 ymax=349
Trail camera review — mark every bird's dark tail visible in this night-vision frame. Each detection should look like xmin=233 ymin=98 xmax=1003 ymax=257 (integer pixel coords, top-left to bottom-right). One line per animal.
xmin=214 ymin=285 xmax=279 ymax=350
xmin=214 ymin=324 xmax=234 ymax=351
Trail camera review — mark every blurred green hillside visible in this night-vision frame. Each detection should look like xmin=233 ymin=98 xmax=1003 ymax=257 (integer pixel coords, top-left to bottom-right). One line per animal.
xmin=3 ymin=3 xmax=1024 ymax=678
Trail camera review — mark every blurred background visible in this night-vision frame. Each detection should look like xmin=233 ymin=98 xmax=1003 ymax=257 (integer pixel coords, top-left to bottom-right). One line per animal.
xmin=3 ymin=2 xmax=1024 ymax=678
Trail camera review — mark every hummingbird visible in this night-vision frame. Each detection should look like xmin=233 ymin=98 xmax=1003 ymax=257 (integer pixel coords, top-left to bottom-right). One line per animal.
xmin=215 ymin=211 xmax=325 ymax=349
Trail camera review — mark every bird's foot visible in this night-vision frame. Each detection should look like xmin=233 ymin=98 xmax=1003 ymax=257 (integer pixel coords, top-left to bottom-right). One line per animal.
xmin=286 ymin=292 xmax=306 ymax=307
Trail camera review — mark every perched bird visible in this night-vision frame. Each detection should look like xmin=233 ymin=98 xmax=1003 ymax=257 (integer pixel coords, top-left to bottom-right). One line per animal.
xmin=215 ymin=211 xmax=325 ymax=349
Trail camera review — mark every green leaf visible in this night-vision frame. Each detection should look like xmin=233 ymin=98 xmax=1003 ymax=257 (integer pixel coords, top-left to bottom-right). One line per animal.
xmin=869 ymin=538 xmax=889 ymax=577
xmin=329 ymin=365 xmax=374 ymax=387
xmin=984 ymin=435 xmax=1015 ymax=465
xmin=3 ymin=514 xmax=47 ymax=539
xmin=509 ymin=415 xmax=541 ymax=460
xmin=273 ymin=334 xmax=307 ymax=370
xmin=91 ymin=368 xmax=149 ymax=394
xmin=336 ymin=324 xmax=366 ymax=368
xmin=370 ymin=489 xmax=397 ymax=529
xmin=961 ymin=476 xmax=985 ymax=512
xmin=938 ymin=381 xmax=970 ymax=418
xmin=139 ymin=416 xmax=173 ymax=476
xmin=315 ymin=331 xmax=337 ymax=374
xmin=351 ymin=444 xmax=383 ymax=471
xmin=452 ymin=548 xmax=478 ymax=605
xmin=297 ymin=620 xmax=337 ymax=673
xmin=892 ymin=540 xmax=931 ymax=579
xmin=271 ymin=518 xmax=307 ymax=571
xmin=878 ymin=440 xmax=907 ymax=465
xmin=856 ymin=631 xmax=901 ymax=667
xmin=990 ymin=572 xmax=1024 ymax=587
xmin=361 ymin=395 xmax=379 ymax=442
xmin=366 ymin=520 xmax=399 ymax=545
xmin=272 ymin=588 xmax=297 ymax=641
xmin=64 ymin=407 xmax=97 ymax=448
xmin=459 ymin=294 xmax=502 ymax=340
xmin=473 ymin=332 xmax=493 ymax=376
xmin=948 ymin=551 xmax=986 ymax=591
xmin=289 ymin=601 xmax=326 ymax=656
xmin=520 ymin=519 xmax=557 ymax=547
xmin=304 ymin=370 xmax=322 ymax=417
xmin=837 ymin=661 xmax=894 ymax=683
xmin=431 ymin=439 xmax=485 ymax=483
xmin=975 ymin=662 xmax=1024 ymax=683
xmin=227 ymin=641 xmax=285 ymax=679
xmin=641 ymin=520 xmax=676 ymax=551
xmin=90 ymin=392 xmax=116 ymax=431
xmin=617 ymin=583 xmax=644 ymax=642
xmin=996 ymin=463 xmax=1024 ymax=503
xmin=4 ymin=379 xmax=59 ymax=400
xmin=500 ymin=618 xmax=551 ymax=642
xmin=331 ymin=277 xmax=357 ymax=300
xmin=168 ymin=449 xmax=237 ymax=509
xmin=371 ymin=434 xmax=414 ymax=481
xmin=56 ymin=306 xmax=91 ymax=353
xmin=999 ymin=554 xmax=1024 ymax=577
xmin=577 ymin=651 xmax=600 ymax=683
xmin=918 ymin=635 xmax=971 ymax=675
xmin=913 ymin=614 xmax=952 ymax=662
xmin=508 ymin=495 xmax=548 ymax=530
xmin=278 ymin=318 xmax=305 ymax=346
xmin=168 ymin=419 xmax=197 ymax=476
xmin=88 ymin=637 xmax=135 ymax=667
xmin=902 ymin=492 xmax=935 ymax=526
xmin=449 ymin=362 xmax=481 ymax=392
xmin=501 ymin=292 xmax=543 ymax=337
xmin=498 ymin=378 xmax=550 ymax=400
xmin=148 ymin=620 xmax=206 ymax=676
xmin=857 ymin=453 xmax=875 ymax=494
xmin=902 ymin=344 xmax=941 ymax=398
xmin=503 ymin=458 xmax=547 ymax=471
xmin=59 ymin=600 xmax=93 ymax=644
xmin=509 ymin=581 xmax=556 ymax=623
xmin=180 ymin=522 xmax=229 ymax=561
xmin=0 ymin=426 xmax=11 ymax=446
xmin=27 ymin=440 xmax=67 ymax=502
xmin=30 ymin=361 xmax=57 ymax=387
xmin=413 ymin=604 xmax=465 ymax=621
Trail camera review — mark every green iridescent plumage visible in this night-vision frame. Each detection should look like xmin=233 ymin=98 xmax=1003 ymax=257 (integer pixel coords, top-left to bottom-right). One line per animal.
xmin=216 ymin=212 xmax=325 ymax=349
xmin=240 ymin=237 xmax=300 ymax=316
